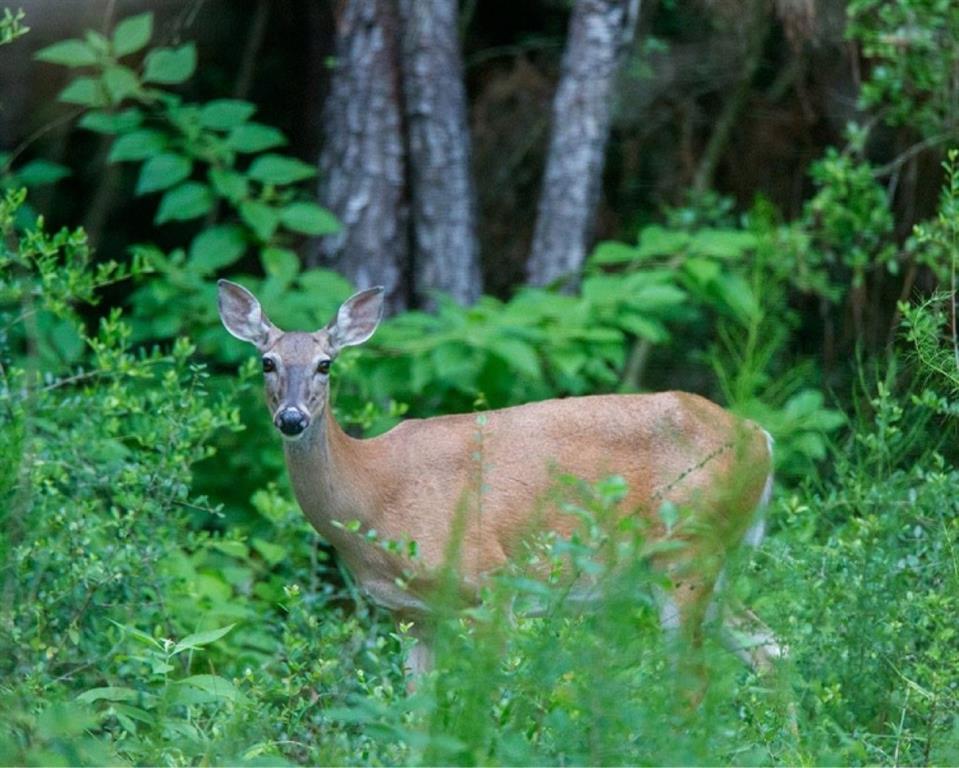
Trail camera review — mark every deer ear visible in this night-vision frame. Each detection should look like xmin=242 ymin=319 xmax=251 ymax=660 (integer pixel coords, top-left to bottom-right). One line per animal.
xmin=327 ymin=287 xmax=384 ymax=351
xmin=217 ymin=279 xmax=279 ymax=350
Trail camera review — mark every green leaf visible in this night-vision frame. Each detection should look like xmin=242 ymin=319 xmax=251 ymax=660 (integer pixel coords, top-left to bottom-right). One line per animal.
xmin=262 ymin=246 xmax=299 ymax=284
xmin=136 ymin=153 xmax=192 ymax=195
xmin=16 ymin=160 xmax=69 ymax=187
xmin=617 ymin=312 xmax=669 ymax=343
xmin=178 ymin=675 xmax=241 ymax=703
xmin=35 ymin=39 xmax=97 ymax=67
xmin=682 ymin=256 xmax=721 ymax=286
xmin=713 ymin=273 xmax=759 ymax=323
xmin=77 ymin=686 xmax=140 ymax=704
xmin=143 ymin=43 xmax=197 ymax=85
xmin=155 ymin=182 xmax=213 ymax=224
xmin=188 ymin=225 xmax=246 ymax=275
xmin=108 ymin=129 xmax=166 ymax=161
xmin=279 ymin=202 xmax=340 ymax=236
xmin=248 ymin=154 xmax=316 ymax=185
xmin=102 ymin=65 xmax=140 ymax=103
xmin=112 ymin=12 xmax=153 ymax=57
xmin=688 ymin=228 xmax=757 ymax=259
xmin=209 ymin=168 xmax=249 ymax=202
xmin=84 ymin=30 xmax=110 ymax=55
xmin=635 ymin=226 xmax=690 ymax=259
xmin=631 ymin=283 xmax=686 ymax=311
xmin=239 ymin=200 xmax=280 ymax=241
xmin=225 ymin=123 xmax=287 ymax=153
xmin=200 ymin=99 xmax=256 ymax=130
xmin=79 ymin=108 xmax=143 ymax=134
xmin=58 ymin=77 xmax=105 ymax=106
xmin=172 ymin=624 xmax=236 ymax=654
xmin=492 ymin=337 xmax=541 ymax=379
xmin=251 ymin=537 xmax=287 ymax=566
xmin=590 ymin=240 xmax=640 ymax=265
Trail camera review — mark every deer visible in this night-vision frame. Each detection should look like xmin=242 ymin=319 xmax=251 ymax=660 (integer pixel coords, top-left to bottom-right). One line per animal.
xmin=217 ymin=279 xmax=780 ymax=682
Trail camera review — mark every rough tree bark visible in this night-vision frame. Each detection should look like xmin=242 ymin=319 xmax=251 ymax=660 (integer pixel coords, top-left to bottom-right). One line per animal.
xmin=315 ymin=0 xmax=410 ymax=313
xmin=397 ymin=0 xmax=481 ymax=307
xmin=527 ymin=0 xmax=641 ymax=290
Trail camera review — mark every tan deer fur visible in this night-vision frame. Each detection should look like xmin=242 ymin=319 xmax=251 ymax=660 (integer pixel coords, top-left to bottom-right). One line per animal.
xmin=217 ymin=280 xmax=776 ymax=677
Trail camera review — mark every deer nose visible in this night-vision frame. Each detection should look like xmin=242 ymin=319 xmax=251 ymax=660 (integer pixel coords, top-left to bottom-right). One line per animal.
xmin=275 ymin=407 xmax=309 ymax=436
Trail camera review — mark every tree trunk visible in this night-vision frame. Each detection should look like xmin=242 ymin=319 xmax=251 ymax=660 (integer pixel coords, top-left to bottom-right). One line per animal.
xmin=397 ymin=0 xmax=481 ymax=307
xmin=527 ymin=0 xmax=641 ymax=290
xmin=315 ymin=0 xmax=410 ymax=313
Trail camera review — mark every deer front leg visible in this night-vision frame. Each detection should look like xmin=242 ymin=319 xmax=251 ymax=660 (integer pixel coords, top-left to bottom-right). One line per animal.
xmin=401 ymin=618 xmax=434 ymax=691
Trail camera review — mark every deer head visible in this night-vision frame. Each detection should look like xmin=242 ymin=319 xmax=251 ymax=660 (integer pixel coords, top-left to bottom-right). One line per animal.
xmin=217 ymin=279 xmax=384 ymax=439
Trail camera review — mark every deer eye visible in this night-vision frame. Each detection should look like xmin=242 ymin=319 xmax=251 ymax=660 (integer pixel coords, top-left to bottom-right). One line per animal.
xmin=316 ymin=360 xmax=331 ymax=375
xmin=262 ymin=357 xmax=276 ymax=373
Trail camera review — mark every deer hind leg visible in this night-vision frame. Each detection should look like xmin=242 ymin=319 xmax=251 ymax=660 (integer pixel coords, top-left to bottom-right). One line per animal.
xmin=718 ymin=439 xmax=787 ymax=674
xmin=656 ymin=568 xmax=721 ymax=707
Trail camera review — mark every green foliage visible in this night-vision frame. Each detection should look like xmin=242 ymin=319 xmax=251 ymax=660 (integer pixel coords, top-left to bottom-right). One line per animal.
xmin=798 ymin=148 xmax=897 ymax=290
xmin=0 ymin=7 xmax=27 ymax=45
xmin=33 ymin=10 xmax=339 ymax=366
xmin=847 ymin=0 xmax=959 ymax=137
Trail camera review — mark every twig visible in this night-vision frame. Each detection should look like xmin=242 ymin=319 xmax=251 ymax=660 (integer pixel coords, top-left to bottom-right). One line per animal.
xmin=873 ymin=132 xmax=954 ymax=178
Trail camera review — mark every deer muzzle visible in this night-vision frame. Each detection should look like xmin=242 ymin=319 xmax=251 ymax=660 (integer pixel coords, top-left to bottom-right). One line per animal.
xmin=275 ymin=407 xmax=310 ymax=437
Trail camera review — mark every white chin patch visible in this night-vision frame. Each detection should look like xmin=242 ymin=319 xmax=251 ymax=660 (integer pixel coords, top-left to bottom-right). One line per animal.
xmin=279 ymin=430 xmax=307 ymax=443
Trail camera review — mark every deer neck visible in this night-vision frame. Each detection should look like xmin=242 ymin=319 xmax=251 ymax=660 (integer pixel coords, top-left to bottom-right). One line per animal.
xmin=282 ymin=402 xmax=373 ymax=537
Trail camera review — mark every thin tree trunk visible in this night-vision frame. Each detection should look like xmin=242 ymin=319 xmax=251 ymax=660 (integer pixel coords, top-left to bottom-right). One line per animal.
xmin=527 ymin=0 xmax=641 ymax=290
xmin=315 ymin=0 xmax=410 ymax=313
xmin=397 ymin=0 xmax=481 ymax=306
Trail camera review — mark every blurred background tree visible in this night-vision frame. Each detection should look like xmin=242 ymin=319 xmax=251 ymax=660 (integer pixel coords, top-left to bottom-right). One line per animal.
xmin=4 ymin=0 xmax=953 ymax=317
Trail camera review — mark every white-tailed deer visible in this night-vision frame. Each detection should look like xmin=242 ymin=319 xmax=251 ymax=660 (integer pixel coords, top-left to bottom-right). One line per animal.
xmin=217 ymin=280 xmax=777 ymax=679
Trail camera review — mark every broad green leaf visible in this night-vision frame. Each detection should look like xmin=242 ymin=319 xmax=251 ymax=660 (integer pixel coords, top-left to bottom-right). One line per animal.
xmin=188 ymin=225 xmax=246 ymax=275
xmin=136 ymin=153 xmax=192 ymax=195
xmin=279 ymin=201 xmax=340 ymax=236
xmin=582 ymin=274 xmax=629 ymax=305
xmin=155 ymin=182 xmax=213 ymax=224
xmin=108 ymin=129 xmax=166 ymax=161
xmin=102 ymin=65 xmax=140 ymax=103
xmin=262 ymin=246 xmax=299 ymax=284
xmin=492 ymin=337 xmax=541 ymax=379
xmin=682 ymin=256 xmax=721 ymax=285
xmin=226 ymin=122 xmax=287 ymax=153
xmin=251 ymin=537 xmax=287 ymax=566
xmin=112 ymin=12 xmax=153 ymax=57
xmin=112 ymin=704 xmax=156 ymax=726
xmin=240 ymin=200 xmax=280 ymax=240
xmin=200 ymin=99 xmax=256 ymax=130
xmin=143 ymin=43 xmax=196 ymax=84
xmin=635 ymin=226 xmax=690 ymax=259
xmin=631 ymin=283 xmax=686 ymax=311
xmin=58 ymin=77 xmax=105 ymax=106
xmin=209 ymin=167 xmax=249 ymax=202
xmin=248 ymin=154 xmax=316 ymax=185
xmin=84 ymin=30 xmax=110 ymax=55
xmin=688 ymin=228 xmax=757 ymax=259
xmin=172 ymin=623 xmax=236 ymax=654
xmin=77 ymin=686 xmax=140 ymax=704
xmin=590 ymin=240 xmax=640 ymax=265
xmin=713 ymin=273 xmax=759 ymax=323
xmin=617 ymin=312 xmax=669 ymax=343
xmin=178 ymin=675 xmax=241 ymax=703
xmin=35 ymin=39 xmax=97 ymax=67
xmin=211 ymin=540 xmax=250 ymax=559
xmin=16 ymin=160 xmax=69 ymax=186
xmin=79 ymin=108 xmax=143 ymax=134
